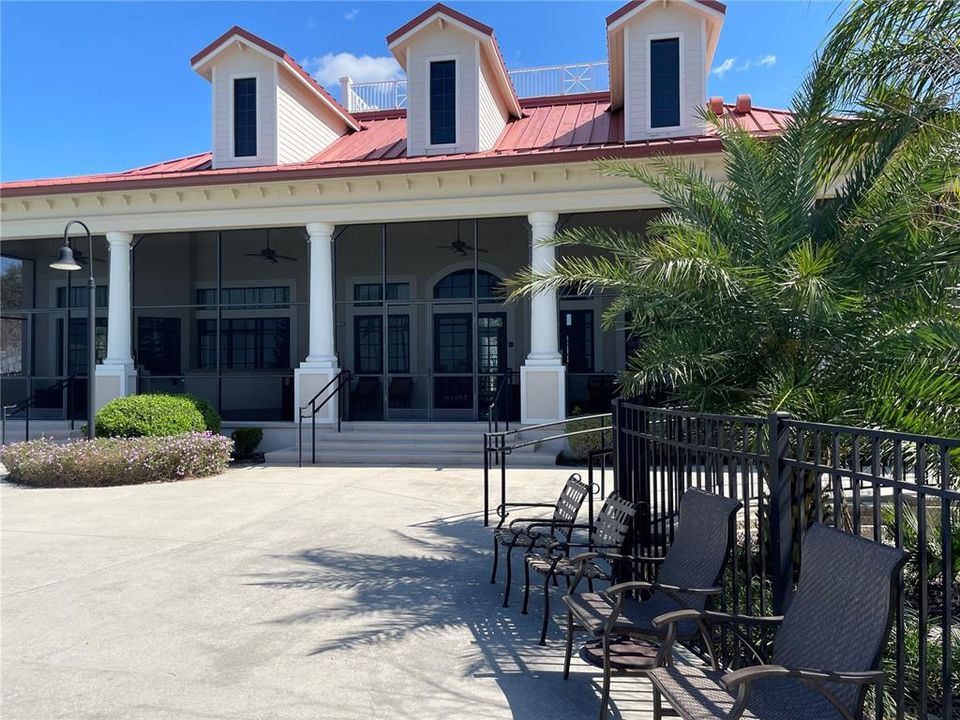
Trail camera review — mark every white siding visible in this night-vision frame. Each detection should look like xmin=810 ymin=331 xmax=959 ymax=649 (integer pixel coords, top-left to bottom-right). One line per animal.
xmin=211 ymin=45 xmax=277 ymax=169
xmin=623 ymin=5 xmax=706 ymax=142
xmin=405 ymin=23 xmax=478 ymax=156
xmin=276 ymin=72 xmax=344 ymax=165
xmin=478 ymin=57 xmax=508 ymax=151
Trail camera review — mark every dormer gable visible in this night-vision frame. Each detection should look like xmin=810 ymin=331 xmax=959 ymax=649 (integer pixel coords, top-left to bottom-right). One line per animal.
xmin=607 ymin=0 xmax=725 ymax=141
xmin=191 ymin=26 xmax=360 ymax=169
xmin=386 ymin=4 xmax=521 ymax=157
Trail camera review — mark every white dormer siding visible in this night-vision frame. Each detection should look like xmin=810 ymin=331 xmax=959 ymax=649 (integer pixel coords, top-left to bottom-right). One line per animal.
xmin=193 ymin=28 xmax=359 ymax=170
xmin=624 ymin=6 xmax=705 ymax=140
xmin=276 ymin=71 xmax=343 ymax=164
xmin=387 ymin=6 xmax=521 ymax=158
xmin=607 ymin=0 xmax=724 ymax=143
xmin=211 ymin=46 xmax=278 ymax=168
xmin=405 ymin=24 xmax=478 ymax=156
xmin=478 ymin=60 xmax=508 ymax=151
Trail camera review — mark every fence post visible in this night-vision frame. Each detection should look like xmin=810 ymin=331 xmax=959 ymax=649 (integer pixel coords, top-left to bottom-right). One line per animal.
xmin=767 ymin=411 xmax=793 ymax=614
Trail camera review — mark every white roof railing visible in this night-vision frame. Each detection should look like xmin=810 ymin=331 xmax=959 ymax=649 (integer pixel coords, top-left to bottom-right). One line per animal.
xmin=340 ymin=61 xmax=609 ymax=113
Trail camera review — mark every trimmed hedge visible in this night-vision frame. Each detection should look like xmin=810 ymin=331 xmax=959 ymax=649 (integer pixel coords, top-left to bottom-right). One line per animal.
xmin=0 ymin=432 xmax=233 ymax=487
xmin=231 ymin=427 xmax=263 ymax=458
xmin=186 ymin=394 xmax=221 ymax=434
xmin=95 ymin=394 xmax=206 ymax=438
xmin=564 ymin=409 xmax=607 ymax=461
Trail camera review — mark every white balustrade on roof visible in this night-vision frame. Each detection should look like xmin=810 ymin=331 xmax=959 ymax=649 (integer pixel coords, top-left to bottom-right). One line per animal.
xmin=340 ymin=61 xmax=609 ymax=113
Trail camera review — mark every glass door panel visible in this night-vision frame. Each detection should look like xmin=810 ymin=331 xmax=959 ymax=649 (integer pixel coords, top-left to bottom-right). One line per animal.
xmin=431 ymin=305 xmax=474 ymax=419
xmin=386 ymin=303 xmax=428 ymax=420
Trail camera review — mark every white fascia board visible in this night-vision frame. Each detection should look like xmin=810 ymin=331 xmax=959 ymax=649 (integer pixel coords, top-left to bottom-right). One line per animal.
xmin=607 ymin=0 xmax=724 ymax=34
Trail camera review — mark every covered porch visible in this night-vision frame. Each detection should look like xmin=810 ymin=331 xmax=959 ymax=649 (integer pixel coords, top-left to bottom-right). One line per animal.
xmin=2 ymin=209 xmax=660 ymax=429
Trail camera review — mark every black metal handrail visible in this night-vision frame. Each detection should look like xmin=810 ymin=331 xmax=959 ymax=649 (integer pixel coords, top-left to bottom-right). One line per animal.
xmin=482 ymin=412 xmax=613 ymax=526
xmin=486 ymin=370 xmax=515 ymax=434
xmin=1 ymin=374 xmax=79 ymax=445
xmin=298 ymin=369 xmax=351 ymax=467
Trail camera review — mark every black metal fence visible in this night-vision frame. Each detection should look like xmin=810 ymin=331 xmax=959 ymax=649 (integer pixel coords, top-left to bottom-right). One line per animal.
xmin=613 ymin=400 xmax=958 ymax=720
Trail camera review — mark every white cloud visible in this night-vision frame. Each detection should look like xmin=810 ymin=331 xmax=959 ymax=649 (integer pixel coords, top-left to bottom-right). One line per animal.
xmin=343 ymin=9 xmax=359 ymax=21
xmin=757 ymin=54 xmax=777 ymax=67
xmin=302 ymin=52 xmax=403 ymax=86
xmin=711 ymin=57 xmax=736 ymax=77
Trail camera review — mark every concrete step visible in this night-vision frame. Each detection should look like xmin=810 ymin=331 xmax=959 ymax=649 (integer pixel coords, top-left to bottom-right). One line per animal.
xmin=264 ymin=446 xmax=556 ymax=467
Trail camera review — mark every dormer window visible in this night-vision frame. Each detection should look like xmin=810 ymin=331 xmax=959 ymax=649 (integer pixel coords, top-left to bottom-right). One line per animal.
xmin=429 ymin=60 xmax=457 ymax=145
xmin=650 ymin=38 xmax=680 ymax=129
xmin=233 ymin=77 xmax=258 ymax=157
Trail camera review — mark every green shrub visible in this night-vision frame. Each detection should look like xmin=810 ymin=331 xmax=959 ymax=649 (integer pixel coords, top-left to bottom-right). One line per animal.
xmin=0 ymin=432 xmax=233 ymax=487
xmin=95 ymin=394 xmax=205 ymax=438
xmin=185 ymin=394 xmax=221 ymax=434
xmin=231 ymin=427 xmax=263 ymax=458
xmin=564 ymin=407 xmax=609 ymax=461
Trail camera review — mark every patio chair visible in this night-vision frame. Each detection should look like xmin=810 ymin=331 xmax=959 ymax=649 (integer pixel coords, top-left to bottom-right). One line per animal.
xmin=560 ymin=488 xmax=743 ymax=720
xmin=648 ymin=524 xmax=908 ymax=720
xmin=490 ymin=473 xmax=590 ymax=608
xmin=522 ymin=491 xmax=640 ymax=645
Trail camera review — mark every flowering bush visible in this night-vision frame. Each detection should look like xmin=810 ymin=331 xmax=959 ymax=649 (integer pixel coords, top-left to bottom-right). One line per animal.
xmin=0 ymin=432 xmax=233 ymax=487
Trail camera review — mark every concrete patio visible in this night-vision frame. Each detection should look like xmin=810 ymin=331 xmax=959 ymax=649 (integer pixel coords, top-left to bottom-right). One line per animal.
xmin=1 ymin=466 xmax=654 ymax=719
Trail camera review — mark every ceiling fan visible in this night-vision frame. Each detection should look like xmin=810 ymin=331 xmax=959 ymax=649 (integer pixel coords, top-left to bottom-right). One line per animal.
xmin=436 ymin=224 xmax=487 ymax=256
xmin=245 ymin=231 xmax=296 ymax=263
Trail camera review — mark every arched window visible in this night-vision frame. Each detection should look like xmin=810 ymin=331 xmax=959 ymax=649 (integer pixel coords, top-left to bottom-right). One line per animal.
xmin=433 ymin=269 xmax=503 ymax=300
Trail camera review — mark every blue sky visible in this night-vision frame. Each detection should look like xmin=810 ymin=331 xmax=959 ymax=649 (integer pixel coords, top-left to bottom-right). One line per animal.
xmin=0 ymin=1 xmax=843 ymax=182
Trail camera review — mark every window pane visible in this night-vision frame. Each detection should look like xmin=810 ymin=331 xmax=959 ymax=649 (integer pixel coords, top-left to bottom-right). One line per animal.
xmin=234 ymin=77 xmax=257 ymax=157
xmin=354 ymin=315 xmax=383 ymax=374
xmin=560 ymin=310 xmax=594 ymax=372
xmin=650 ymin=38 xmax=680 ymax=128
xmin=430 ymin=60 xmax=456 ymax=145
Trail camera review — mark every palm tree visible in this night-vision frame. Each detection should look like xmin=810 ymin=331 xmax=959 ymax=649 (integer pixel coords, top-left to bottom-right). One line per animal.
xmin=507 ymin=0 xmax=960 ymax=439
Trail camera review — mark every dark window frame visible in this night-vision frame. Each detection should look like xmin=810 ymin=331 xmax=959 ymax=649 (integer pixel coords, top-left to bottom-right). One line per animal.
xmin=560 ymin=309 xmax=595 ymax=373
xmin=197 ymin=317 xmax=290 ymax=371
xmin=429 ymin=59 xmax=457 ymax=146
xmin=233 ymin=77 xmax=258 ymax=158
xmin=649 ymin=37 xmax=681 ymax=129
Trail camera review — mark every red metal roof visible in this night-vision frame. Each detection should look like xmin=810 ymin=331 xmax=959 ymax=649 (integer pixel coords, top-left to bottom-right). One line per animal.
xmin=0 ymin=97 xmax=791 ymax=197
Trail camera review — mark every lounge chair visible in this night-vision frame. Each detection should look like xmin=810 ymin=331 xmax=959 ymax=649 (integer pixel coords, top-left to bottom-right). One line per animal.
xmin=523 ymin=491 xmax=640 ymax=645
xmin=561 ymin=488 xmax=742 ymax=720
xmin=490 ymin=473 xmax=590 ymax=607
xmin=648 ymin=524 xmax=908 ymax=720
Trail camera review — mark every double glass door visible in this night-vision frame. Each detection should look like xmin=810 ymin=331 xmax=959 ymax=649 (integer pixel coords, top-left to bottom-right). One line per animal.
xmin=431 ymin=310 xmax=506 ymax=420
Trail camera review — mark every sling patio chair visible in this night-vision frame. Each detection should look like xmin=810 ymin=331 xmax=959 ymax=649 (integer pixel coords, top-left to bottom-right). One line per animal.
xmin=559 ymin=488 xmax=742 ymax=720
xmin=648 ymin=523 xmax=909 ymax=720
xmin=522 ymin=491 xmax=640 ymax=645
xmin=490 ymin=473 xmax=590 ymax=608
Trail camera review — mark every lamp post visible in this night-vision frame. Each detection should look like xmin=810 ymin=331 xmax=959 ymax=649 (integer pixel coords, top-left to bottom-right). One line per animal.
xmin=50 ymin=220 xmax=97 ymax=440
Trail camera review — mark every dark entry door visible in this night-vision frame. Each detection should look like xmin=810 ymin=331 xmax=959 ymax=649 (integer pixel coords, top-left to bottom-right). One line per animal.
xmin=477 ymin=312 xmax=507 ymax=416
xmin=433 ymin=312 xmax=473 ymax=417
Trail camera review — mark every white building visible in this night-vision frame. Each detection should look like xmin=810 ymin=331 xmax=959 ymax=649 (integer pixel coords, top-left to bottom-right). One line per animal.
xmin=0 ymin=1 xmax=787 ymax=440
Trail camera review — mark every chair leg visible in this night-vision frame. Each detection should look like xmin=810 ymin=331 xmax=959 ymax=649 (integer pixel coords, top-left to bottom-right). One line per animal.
xmin=503 ymin=544 xmax=515 ymax=608
xmin=653 ymin=685 xmax=662 ymax=720
xmin=490 ymin=538 xmax=499 ymax=584
xmin=563 ymin=609 xmax=575 ymax=680
xmin=521 ymin=558 xmax=531 ymax=614
xmin=587 ymin=577 xmax=594 ymax=593
xmin=598 ymin=632 xmax=612 ymax=720
xmin=539 ymin=573 xmax=552 ymax=645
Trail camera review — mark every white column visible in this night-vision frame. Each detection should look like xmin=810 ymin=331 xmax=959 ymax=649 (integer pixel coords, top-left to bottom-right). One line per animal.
xmin=305 ymin=221 xmax=337 ymax=368
xmin=295 ymin=222 xmax=341 ymax=423
xmin=521 ymin=211 xmax=566 ymax=423
xmin=526 ymin=211 xmax=561 ymax=365
xmin=94 ymin=231 xmax=136 ymax=411
xmin=104 ymin=232 xmax=134 ymax=365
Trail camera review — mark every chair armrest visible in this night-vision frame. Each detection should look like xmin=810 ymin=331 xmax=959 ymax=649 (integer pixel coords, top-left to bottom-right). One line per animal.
xmin=606 ymin=580 xmax=722 ymax=597
xmin=506 ymin=516 xmax=558 ymax=531
xmin=652 ymin=609 xmax=704 ymax=629
xmin=701 ymin=610 xmax=786 ymax=628
xmin=496 ymin=502 xmax=557 ymax=518
xmin=567 ymin=550 xmax=634 ymax=565
xmin=721 ymin=665 xmax=886 ymax=691
xmin=525 ymin=521 xmax=591 ymax=537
